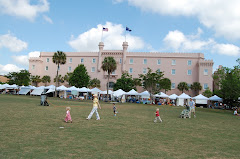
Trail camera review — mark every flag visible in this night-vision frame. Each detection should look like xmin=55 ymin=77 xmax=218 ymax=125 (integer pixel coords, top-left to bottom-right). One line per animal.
xmin=126 ymin=27 xmax=132 ymax=32
xmin=103 ymin=27 xmax=108 ymax=31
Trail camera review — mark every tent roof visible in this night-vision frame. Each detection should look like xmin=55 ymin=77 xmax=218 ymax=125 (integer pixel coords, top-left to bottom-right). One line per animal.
xmin=209 ymin=95 xmax=223 ymax=101
xmin=57 ymin=85 xmax=67 ymax=91
xmin=169 ymin=94 xmax=178 ymax=99
xmin=157 ymin=92 xmax=169 ymax=98
xmin=193 ymin=94 xmax=209 ymax=100
xmin=100 ymin=90 xmax=113 ymax=95
xmin=178 ymin=93 xmax=191 ymax=99
xmin=139 ymin=90 xmax=150 ymax=96
xmin=113 ymin=89 xmax=126 ymax=97
xmin=126 ymin=89 xmax=139 ymax=95
xmin=90 ymin=87 xmax=101 ymax=93
xmin=78 ymin=87 xmax=91 ymax=92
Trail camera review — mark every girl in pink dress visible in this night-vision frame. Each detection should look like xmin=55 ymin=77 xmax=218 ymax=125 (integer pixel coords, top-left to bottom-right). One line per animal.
xmin=65 ymin=107 xmax=72 ymax=123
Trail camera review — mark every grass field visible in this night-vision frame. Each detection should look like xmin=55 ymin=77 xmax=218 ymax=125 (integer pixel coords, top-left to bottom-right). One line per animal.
xmin=0 ymin=94 xmax=240 ymax=159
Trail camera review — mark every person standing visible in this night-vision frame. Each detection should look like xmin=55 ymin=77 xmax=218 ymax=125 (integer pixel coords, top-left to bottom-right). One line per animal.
xmin=86 ymin=94 xmax=101 ymax=120
xmin=154 ymin=108 xmax=162 ymax=123
xmin=65 ymin=107 xmax=72 ymax=123
xmin=189 ymin=98 xmax=196 ymax=118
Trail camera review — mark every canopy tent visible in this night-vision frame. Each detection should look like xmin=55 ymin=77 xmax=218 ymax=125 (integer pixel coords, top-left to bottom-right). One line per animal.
xmin=90 ymin=87 xmax=102 ymax=94
xmin=19 ymin=86 xmax=32 ymax=95
xmin=125 ymin=89 xmax=139 ymax=96
xmin=113 ymin=89 xmax=126 ymax=97
xmin=176 ymin=93 xmax=191 ymax=106
xmin=154 ymin=92 xmax=169 ymax=98
xmin=78 ymin=87 xmax=91 ymax=92
xmin=193 ymin=94 xmax=209 ymax=104
xmin=57 ymin=85 xmax=67 ymax=91
xmin=100 ymin=90 xmax=113 ymax=95
xmin=169 ymin=94 xmax=178 ymax=100
xmin=30 ymin=86 xmax=45 ymax=96
xmin=45 ymin=85 xmax=56 ymax=94
xmin=6 ymin=84 xmax=18 ymax=89
xmin=139 ymin=91 xmax=150 ymax=98
xmin=209 ymin=95 xmax=223 ymax=102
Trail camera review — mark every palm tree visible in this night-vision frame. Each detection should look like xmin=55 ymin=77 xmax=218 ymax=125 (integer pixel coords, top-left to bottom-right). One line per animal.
xmin=31 ymin=75 xmax=41 ymax=87
xmin=41 ymin=75 xmax=51 ymax=86
xmin=190 ymin=82 xmax=202 ymax=95
xmin=89 ymin=78 xmax=101 ymax=88
xmin=52 ymin=51 xmax=66 ymax=97
xmin=177 ymin=82 xmax=189 ymax=93
xmin=101 ymin=57 xmax=117 ymax=100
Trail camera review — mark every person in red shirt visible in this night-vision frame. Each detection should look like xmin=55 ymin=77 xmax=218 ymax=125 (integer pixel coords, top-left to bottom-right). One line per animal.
xmin=154 ymin=108 xmax=162 ymax=123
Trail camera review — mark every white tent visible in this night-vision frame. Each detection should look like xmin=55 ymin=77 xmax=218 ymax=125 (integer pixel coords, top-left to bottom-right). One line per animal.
xmin=193 ymin=94 xmax=209 ymax=104
xmin=113 ymin=89 xmax=126 ymax=97
xmin=78 ymin=87 xmax=91 ymax=92
xmin=30 ymin=86 xmax=45 ymax=96
xmin=6 ymin=84 xmax=18 ymax=89
xmin=126 ymin=89 xmax=139 ymax=96
xmin=57 ymin=85 xmax=67 ymax=91
xmin=169 ymin=94 xmax=178 ymax=99
xmin=176 ymin=93 xmax=191 ymax=106
xmin=19 ymin=86 xmax=32 ymax=95
xmin=154 ymin=92 xmax=169 ymax=98
xmin=90 ymin=87 xmax=101 ymax=94
xmin=45 ymin=85 xmax=56 ymax=94
xmin=139 ymin=91 xmax=150 ymax=98
xmin=209 ymin=95 xmax=223 ymax=102
xmin=100 ymin=90 xmax=113 ymax=95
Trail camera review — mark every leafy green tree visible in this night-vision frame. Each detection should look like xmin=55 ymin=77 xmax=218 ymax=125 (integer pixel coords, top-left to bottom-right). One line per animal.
xmin=54 ymin=75 xmax=65 ymax=84
xmin=89 ymin=78 xmax=101 ymax=88
xmin=5 ymin=70 xmax=31 ymax=86
xmin=64 ymin=72 xmax=73 ymax=85
xmin=101 ymin=57 xmax=117 ymax=100
xmin=177 ymin=82 xmax=189 ymax=93
xmin=31 ymin=75 xmax=41 ymax=87
xmin=114 ymin=72 xmax=136 ymax=92
xmin=202 ymin=87 xmax=213 ymax=98
xmin=133 ymin=78 xmax=141 ymax=88
xmin=190 ymin=82 xmax=202 ymax=95
xmin=159 ymin=78 xmax=171 ymax=93
xmin=41 ymin=75 xmax=51 ymax=86
xmin=139 ymin=68 xmax=164 ymax=101
xmin=69 ymin=64 xmax=90 ymax=88
xmin=52 ymin=51 xmax=66 ymax=96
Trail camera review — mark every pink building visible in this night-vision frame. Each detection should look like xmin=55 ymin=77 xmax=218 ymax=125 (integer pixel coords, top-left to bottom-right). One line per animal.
xmin=29 ymin=42 xmax=213 ymax=96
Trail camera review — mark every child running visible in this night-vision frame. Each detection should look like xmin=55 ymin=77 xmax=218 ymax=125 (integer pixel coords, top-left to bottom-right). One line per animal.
xmin=113 ymin=103 xmax=117 ymax=116
xmin=65 ymin=107 xmax=72 ymax=123
xmin=154 ymin=108 xmax=162 ymax=123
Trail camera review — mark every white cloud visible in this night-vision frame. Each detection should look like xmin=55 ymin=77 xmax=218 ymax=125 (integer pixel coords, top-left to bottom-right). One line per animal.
xmin=68 ymin=22 xmax=147 ymax=51
xmin=0 ymin=0 xmax=49 ymax=21
xmin=122 ymin=0 xmax=240 ymax=39
xmin=43 ymin=15 xmax=53 ymax=24
xmin=0 ymin=33 xmax=28 ymax=52
xmin=163 ymin=29 xmax=240 ymax=56
xmin=0 ymin=64 xmax=23 ymax=75
xmin=11 ymin=51 xmax=40 ymax=66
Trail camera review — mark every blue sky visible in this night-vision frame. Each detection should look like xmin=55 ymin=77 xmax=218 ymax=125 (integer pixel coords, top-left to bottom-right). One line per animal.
xmin=0 ymin=0 xmax=240 ymax=75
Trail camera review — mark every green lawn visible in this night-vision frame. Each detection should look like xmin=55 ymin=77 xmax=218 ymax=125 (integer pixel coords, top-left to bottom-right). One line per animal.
xmin=0 ymin=94 xmax=239 ymax=159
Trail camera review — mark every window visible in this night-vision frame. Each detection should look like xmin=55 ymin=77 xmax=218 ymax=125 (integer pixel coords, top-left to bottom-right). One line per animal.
xmin=108 ymin=82 xmax=115 ymax=88
xmin=119 ymin=58 xmax=122 ymax=64
xmin=45 ymin=66 xmax=48 ymax=71
xmin=32 ymin=65 xmax=35 ymax=70
xmin=46 ymin=58 xmax=49 ymax=62
xmin=187 ymin=70 xmax=192 ymax=75
xmin=92 ymin=58 xmax=96 ymax=63
xmin=143 ymin=68 xmax=147 ymax=74
xmin=171 ymin=83 xmax=175 ymax=89
xmin=204 ymin=83 xmax=208 ymax=90
xmin=68 ymin=67 xmax=71 ymax=72
xmin=69 ymin=58 xmax=72 ymax=63
xmin=129 ymin=58 xmax=133 ymax=64
xmin=171 ymin=69 xmax=176 ymax=75
xmin=157 ymin=59 xmax=161 ymax=65
xmin=91 ymin=67 xmax=95 ymax=72
xmin=187 ymin=60 xmax=192 ymax=66
xmin=172 ymin=59 xmax=176 ymax=65
xmin=157 ymin=69 xmax=161 ymax=72
xmin=129 ymin=68 xmax=133 ymax=73
xmin=112 ymin=70 xmax=116 ymax=74
xmin=143 ymin=59 xmax=147 ymax=64
xmin=204 ymin=69 xmax=208 ymax=75
xmin=81 ymin=58 xmax=84 ymax=63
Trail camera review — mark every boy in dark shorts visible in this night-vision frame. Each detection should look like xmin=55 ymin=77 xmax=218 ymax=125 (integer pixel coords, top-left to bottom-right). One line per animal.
xmin=113 ymin=103 xmax=117 ymax=116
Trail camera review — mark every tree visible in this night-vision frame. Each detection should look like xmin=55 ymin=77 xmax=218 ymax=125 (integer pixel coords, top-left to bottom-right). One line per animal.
xmin=139 ymin=68 xmax=164 ymax=101
xmin=31 ymin=75 xmax=41 ymax=87
xmin=177 ymin=82 xmax=189 ymax=93
xmin=52 ymin=51 xmax=66 ymax=96
xmin=202 ymin=87 xmax=213 ymax=98
xmin=114 ymin=72 xmax=136 ymax=92
xmin=54 ymin=75 xmax=65 ymax=84
xmin=190 ymin=82 xmax=202 ymax=95
xmin=89 ymin=78 xmax=101 ymax=88
xmin=5 ymin=70 xmax=31 ymax=86
xmin=101 ymin=57 xmax=117 ymax=100
xmin=41 ymin=75 xmax=51 ymax=86
xmin=159 ymin=78 xmax=171 ymax=93
xmin=69 ymin=64 xmax=90 ymax=88
xmin=64 ymin=72 xmax=73 ymax=85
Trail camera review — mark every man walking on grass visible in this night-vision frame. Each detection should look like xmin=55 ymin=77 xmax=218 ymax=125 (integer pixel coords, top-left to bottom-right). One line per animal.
xmin=189 ymin=98 xmax=196 ymax=118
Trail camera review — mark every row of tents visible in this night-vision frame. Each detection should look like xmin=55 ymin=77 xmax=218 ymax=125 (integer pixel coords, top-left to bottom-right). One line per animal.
xmin=0 ymin=84 xmax=223 ymax=106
